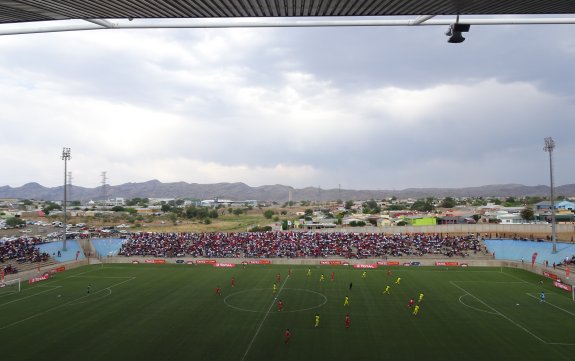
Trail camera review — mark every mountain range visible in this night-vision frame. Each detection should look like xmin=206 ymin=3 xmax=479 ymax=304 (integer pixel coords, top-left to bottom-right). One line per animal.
xmin=1 ymin=180 xmax=574 ymax=202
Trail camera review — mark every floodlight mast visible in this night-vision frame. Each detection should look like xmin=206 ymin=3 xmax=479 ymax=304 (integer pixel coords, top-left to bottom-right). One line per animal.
xmin=543 ymin=137 xmax=556 ymax=253
xmin=62 ymin=147 xmax=71 ymax=252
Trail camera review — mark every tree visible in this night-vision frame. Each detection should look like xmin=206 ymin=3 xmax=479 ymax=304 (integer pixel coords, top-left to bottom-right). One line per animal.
xmin=263 ymin=210 xmax=274 ymax=219
xmin=249 ymin=225 xmax=272 ymax=232
xmin=362 ymin=199 xmax=381 ymax=214
xmin=111 ymin=206 xmax=125 ymax=212
xmin=43 ymin=202 xmax=61 ymax=215
xmin=411 ymin=199 xmax=434 ymax=212
xmin=504 ymin=197 xmax=520 ymax=207
xmin=525 ymin=196 xmax=544 ymax=205
xmin=168 ymin=213 xmax=178 ymax=224
xmin=344 ymin=200 xmax=354 ymax=210
xmin=161 ymin=204 xmax=172 ymax=213
xmin=386 ymin=204 xmax=406 ymax=211
xmin=471 ymin=198 xmax=486 ymax=207
xmin=126 ymin=197 xmax=149 ymax=207
xmin=440 ymin=197 xmax=456 ymax=208
xmin=520 ymin=207 xmax=535 ymax=221
xmin=6 ymin=217 xmax=25 ymax=227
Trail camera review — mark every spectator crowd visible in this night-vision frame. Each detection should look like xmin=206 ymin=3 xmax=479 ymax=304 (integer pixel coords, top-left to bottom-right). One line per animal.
xmin=118 ymin=232 xmax=484 ymax=259
xmin=1 ymin=237 xmax=50 ymax=275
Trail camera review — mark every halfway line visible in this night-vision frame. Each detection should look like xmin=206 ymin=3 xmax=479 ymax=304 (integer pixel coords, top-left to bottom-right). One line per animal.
xmin=240 ymin=275 xmax=289 ymax=361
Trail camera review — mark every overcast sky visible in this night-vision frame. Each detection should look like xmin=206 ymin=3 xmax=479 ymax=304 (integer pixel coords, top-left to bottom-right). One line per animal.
xmin=1 ymin=17 xmax=574 ymax=190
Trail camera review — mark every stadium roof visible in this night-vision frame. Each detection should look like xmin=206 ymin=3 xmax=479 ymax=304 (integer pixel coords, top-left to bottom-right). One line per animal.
xmin=2 ymin=0 xmax=575 ymax=23
xmin=1 ymin=0 xmax=575 ymax=36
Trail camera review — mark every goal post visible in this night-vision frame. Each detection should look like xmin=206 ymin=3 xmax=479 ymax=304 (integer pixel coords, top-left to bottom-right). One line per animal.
xmin=0 ymin=278 xmax=21 ymax=295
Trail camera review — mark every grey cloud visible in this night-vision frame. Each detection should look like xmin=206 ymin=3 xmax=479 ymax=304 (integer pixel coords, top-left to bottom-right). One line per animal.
xmin=1 ymin=23 xmax=575 ymax=189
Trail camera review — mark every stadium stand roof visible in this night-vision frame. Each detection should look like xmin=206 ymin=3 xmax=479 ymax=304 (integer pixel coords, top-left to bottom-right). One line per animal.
xmin=2 ymin=0 xmax=575 ymax=23
xmin=1 ymin=1 xmax=575 ymax=36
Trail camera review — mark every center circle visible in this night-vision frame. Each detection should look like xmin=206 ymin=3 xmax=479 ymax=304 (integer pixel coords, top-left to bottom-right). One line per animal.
xmin=224 ymin=288 xmax=327 ymax=313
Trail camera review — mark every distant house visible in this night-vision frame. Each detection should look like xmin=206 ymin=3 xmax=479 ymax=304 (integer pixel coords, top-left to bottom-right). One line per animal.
xmin=437 ymin=215 xmax=476 ymax=224
xmin=409 ymin=217 xmax=437 ymax=226
xmin=437 ymin=216 xmax=460 ymax=224
xmin=269 ymin=222 xmax=283 ymax=231
xmin=497 ymin=212 xmax=528 ymax=224
xmin=534 ymin=200 xmax=575 ymax=211
xmin=376 ymin=215 xmax=392 ymax=227
xmin=556 ymin=200 xmax=575 ymax=211
xmin=534 ymin=201 xmax=552 ymax=211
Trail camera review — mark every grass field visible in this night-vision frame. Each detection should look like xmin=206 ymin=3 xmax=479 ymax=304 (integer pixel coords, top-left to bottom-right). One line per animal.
xmin=2 ymin=264 xmax=575 ymax=361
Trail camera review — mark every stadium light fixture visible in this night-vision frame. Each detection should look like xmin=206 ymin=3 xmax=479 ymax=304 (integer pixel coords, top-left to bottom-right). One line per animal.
xmin=543 ymin=137 xmax=557 ymax=253
xmin=62 ymin=147 xmax=71 ymax=252
xmin=446 ymin=15 xmax=470 ymax=43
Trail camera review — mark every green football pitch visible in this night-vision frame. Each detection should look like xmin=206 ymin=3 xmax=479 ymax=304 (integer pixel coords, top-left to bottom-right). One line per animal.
xmin=2 ymin=264 xmax=575 ymax=361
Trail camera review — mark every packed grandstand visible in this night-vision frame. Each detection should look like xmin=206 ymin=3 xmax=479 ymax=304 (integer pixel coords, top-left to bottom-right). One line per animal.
xmin=117 ymin=232 xmax=486 ymax=259
xmin=0 ymin=237 xmax=50 ymax=274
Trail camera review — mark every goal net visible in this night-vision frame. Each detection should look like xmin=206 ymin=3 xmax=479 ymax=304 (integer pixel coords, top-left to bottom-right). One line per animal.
xmin=0 ymin=278 xmax=21 ymax=295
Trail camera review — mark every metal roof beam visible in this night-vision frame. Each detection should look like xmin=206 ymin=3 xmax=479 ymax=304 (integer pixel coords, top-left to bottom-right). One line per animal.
xmin=84 ymin=19 xmax=116 ymax=28
xmin=2 ymin=17 xmax=575 ymax=36
xmin=410 ymin=15 xmax=435 ymax=25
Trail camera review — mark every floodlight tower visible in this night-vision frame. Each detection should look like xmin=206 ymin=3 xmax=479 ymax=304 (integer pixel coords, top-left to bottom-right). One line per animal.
xmin=62 ymin=147 xmax=71 ymax=251
xmin=68 ymin=171 xmax=73 ymax=204
xmin=544 ymin=137 xmax=557 ymax=253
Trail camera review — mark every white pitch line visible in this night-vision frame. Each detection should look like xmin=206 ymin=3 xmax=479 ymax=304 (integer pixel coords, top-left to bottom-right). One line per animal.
xmin=240 ymin=276 xmax=289 ymax=361
xmin=500 ymin=271 xmax=528 ymax=283
xmin=546 ymin=342 xmax=575 ymax=346
xmin=67 ymin=288 xmax=113 ymax=305
xmin=457 ymin=294 xmax=498 ymax=315
xmin=0 ymin=277 xmax=135 ymax=330
xmin=31 ymin=266 xmax=106 ymax=288
xmin=453 ymin=281 xmax=525 ymax=284
xmin=526 ymin=293 xmax=575 ymax=317
xmin=70 ymin=276 xmax=135 ymax=279
xmin=0 ymin=286 xmax=62 ymax=307
xmin=450 ymin=281 xmax=546 ymax=344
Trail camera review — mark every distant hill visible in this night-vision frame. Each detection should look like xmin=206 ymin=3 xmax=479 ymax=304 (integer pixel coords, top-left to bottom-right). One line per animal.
xmin=1 ymin=180 xmax=574 ymax=202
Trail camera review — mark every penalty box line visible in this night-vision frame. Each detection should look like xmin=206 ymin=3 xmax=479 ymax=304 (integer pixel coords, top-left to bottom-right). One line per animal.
xmin=240 ymin=274 xmax=290 ymax=361
xmin=0 ymin=286 xmax=62 ymax=307
xmin=450 ymin=281 xmax=547 ymax=344
xmin=526 ymin=293 xmax=575 ymax=317
xmin=0 ymin=277 xmax=135 ymax=331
